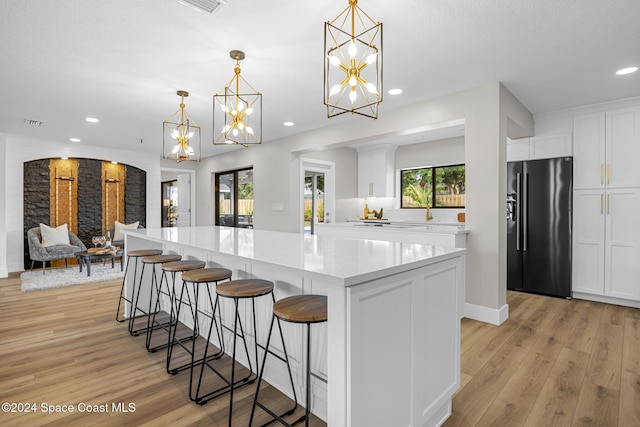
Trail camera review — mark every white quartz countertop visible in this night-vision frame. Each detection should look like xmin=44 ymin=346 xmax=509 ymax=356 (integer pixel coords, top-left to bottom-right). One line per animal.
xmin=126 ymin=226 xmax=466 ymax=286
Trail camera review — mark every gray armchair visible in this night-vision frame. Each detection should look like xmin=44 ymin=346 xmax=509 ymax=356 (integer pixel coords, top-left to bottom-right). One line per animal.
xmin=27 ymin=227 xmax=87 ymax=274
xmin=107 ymin=223 xmax=143 ymax=249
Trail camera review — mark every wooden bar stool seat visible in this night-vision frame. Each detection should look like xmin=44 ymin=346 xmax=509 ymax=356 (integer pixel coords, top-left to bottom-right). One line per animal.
xmin=250 ymin=295 xmax=328 ymax=427
xmin=168 ymin=268 xmax=233 ymax=399
xmin=194 ymin=278 xmax=278 ymax=426
xmin=216 ymin=279 xmax=274 ymax=299
xmin=273 ymin=295 xmax=328 ymax=324
xmin=116 ymin=249 xmax=163 ymax=330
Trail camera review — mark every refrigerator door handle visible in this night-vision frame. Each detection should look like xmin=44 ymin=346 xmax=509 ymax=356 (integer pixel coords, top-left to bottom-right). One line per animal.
xmin=523 ymin=173 xmax=528 ymax=251
xmin=516 ymin=173 xmax=521 ymax=250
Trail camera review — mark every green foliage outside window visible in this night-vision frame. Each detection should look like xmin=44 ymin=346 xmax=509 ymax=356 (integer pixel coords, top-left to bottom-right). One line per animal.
xmin=401 ymin=164 xmax=465 ymax=208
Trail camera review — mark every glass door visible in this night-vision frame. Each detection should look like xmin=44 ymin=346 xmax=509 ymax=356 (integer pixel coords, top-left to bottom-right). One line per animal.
xmin=161 ymin=180 xmax=178 ymax=227
xmin=215 ymin=167 xmax=253 ymax=228
xmin=304 ymin=172 xmax=324 ymax=235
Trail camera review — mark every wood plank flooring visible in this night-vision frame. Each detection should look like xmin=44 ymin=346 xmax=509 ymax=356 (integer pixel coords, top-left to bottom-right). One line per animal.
xmin=1 ymin=273 xmax=639 ymax=426
xmin=0 ymin=272 xmax=324 ymax=427
xmin=445 ymin=291 xmax=640 ymax=427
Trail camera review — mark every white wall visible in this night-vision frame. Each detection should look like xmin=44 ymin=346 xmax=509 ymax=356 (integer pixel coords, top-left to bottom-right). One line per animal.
xmin=0 ymin=134 xmax=161 ymax=275
xmin=195 ymin=83 xmax=534 ymax=324
xmin=0 ymin=134 xmax=7 ymax=277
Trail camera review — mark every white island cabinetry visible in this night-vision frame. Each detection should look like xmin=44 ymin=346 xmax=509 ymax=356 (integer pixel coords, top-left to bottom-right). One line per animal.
xmin=123 ymin=226 xmax=466 ymax=427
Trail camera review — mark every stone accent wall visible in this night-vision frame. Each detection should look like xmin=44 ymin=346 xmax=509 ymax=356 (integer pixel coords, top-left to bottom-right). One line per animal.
xmin=77 ymin=159 xmax=103 ymax=249
xmin=125 ymin=165 xmax=146 ymax=227
xmin=23 ymin=159 xmax=51 ymax=268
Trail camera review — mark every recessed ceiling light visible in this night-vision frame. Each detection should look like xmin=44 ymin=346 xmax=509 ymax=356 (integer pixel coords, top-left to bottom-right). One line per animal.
xmin=388 ymin=88 xmax=403 ymax=95
xmin=69 ymin=138 xmax=81 ymax=142
xmin=85 ymin=117 xmax=99 ymax=123
xmin=61 ymin=157 xmax=68 ymax=160
xmin=283 ymin=121 xmax=294 ymax=127
xmin=111 ymin=161 xmax=118 ymax=164
xmin=616 ymin=67 xmax=638 ymax=75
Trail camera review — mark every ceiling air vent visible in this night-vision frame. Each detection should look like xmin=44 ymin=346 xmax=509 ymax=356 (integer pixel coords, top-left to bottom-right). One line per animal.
xmin=23 ymin=118 xmax=45 ymax=126
xmin=177 ymin=0 xmax=227 ymax=14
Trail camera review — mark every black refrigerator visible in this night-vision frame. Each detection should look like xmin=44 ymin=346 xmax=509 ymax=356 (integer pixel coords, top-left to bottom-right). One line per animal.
xmin=507 ymin=157 xmax=573 ymax=298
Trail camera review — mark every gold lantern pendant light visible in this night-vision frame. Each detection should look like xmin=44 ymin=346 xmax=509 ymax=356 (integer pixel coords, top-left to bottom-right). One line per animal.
xmin=213 ymin=50 xmax=262 ymax=147
xmin=163 ymin=90 xmax=201 ymax=162
xmin=325 ymin=0 xmax=383 ymax=119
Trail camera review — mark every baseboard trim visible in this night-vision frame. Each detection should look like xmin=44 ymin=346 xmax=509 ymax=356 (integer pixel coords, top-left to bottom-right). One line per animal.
xmin=464 ymin=302 xmax=509 ymax=325
xmin=572 ymin=292 xmax=640 ymax=309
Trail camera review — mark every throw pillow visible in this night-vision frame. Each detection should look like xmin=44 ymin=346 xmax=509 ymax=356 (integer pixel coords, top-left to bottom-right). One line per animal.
xmin=114 ymin=221 xmax=139 ymax=241
xmin=40 ymin=223 xmax=71 ymax=247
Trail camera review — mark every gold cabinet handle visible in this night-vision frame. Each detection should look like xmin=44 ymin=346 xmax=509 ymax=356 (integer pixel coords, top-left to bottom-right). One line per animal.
xmin=600 ymin=194 xmax=604 ymax=214
xmin=607 ymin=163 xmax=611 ymax=185
xmin=600 ymin=164 xmax=604 ymax=185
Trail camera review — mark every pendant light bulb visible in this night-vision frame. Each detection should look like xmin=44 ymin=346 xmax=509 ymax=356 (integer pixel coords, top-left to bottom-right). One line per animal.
xmin=349 ymin=40 xmax=357 ymax=58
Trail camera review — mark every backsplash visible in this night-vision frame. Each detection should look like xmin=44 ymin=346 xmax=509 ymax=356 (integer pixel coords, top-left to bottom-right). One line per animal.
xmin=339 ymin=197 xmax=465 ymax=224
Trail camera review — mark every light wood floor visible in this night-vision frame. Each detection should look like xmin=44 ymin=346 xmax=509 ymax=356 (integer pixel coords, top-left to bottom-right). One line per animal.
xmin=1 ymin=274 xmax=639 ymax=426
xmin=445 ymin=290 xmax=640 ymax=427
xmin=0 ymin=272 xmax=325 ymax=427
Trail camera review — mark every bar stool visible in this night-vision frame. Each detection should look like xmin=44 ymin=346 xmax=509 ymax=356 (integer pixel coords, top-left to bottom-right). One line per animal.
xmin=146 ymin=259 xmax=205 ymax=353
xmin=167 ymin=268 xmax=233 ymax=398
xmin=128 ymin=253 xmax=182 ymax=336
xmin=195 ymin=279 xmax=276 ymax=426
xmin=250 ymin=294 xmax=328 ymax=427
xmin=115 ymin=249 xmax=163 ymax=330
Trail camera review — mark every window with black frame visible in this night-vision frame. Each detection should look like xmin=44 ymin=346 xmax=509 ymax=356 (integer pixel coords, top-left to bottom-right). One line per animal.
xmin=400 ymin=164 xmax=465 ymax=208
xmin=215 ymin=167 xmax=254 ymax=228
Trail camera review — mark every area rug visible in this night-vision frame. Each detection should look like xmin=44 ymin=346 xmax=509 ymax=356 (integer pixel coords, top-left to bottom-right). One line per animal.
xmin=20 ymin=265 xmax=124 ymax=292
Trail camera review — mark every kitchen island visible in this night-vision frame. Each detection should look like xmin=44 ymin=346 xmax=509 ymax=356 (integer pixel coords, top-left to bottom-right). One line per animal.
xmin=123 ymin=226 xmax=466 ymax=427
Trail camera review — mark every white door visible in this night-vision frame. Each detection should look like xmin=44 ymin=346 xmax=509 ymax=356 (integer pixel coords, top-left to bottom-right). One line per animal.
xmin=604 ymin=187 xmax=640 ymax=300
xmin=177 ymin=173 xmax=191 ymax=227
xmin=572 ymin=189 xmax=605 ymax=295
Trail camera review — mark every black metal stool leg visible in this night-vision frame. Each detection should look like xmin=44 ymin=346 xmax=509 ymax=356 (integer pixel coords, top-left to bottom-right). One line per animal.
xmin=249 ymin=297 xmax=298 ymax=426
xmin=115 ymin=255 xmax=133 ymax=323
xmin=146 ymin=268 xmax=168 ymax=351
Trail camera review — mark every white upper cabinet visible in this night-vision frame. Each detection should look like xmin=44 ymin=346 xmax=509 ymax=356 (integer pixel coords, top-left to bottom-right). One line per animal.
xmin=357 ymin=145 xmax=396 ymax=198
xmin=573 ymin=107 xmax=640 ymax=189
xmin=506 ymin=133 xmax=572 ymax=162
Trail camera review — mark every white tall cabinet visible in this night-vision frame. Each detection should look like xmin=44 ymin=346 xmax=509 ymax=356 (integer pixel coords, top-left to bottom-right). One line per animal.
xmin=572 ymin=106 xmax=640 ymax=303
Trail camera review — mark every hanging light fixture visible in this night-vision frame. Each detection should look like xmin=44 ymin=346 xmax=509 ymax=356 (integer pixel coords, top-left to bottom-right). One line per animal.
xmin=213 ymin=50 xmax=262 ymax=147
xmin=163 ymin=90 xmax=201 ymax=162
xmin=324 ymin=0 xmax=383 ymax=119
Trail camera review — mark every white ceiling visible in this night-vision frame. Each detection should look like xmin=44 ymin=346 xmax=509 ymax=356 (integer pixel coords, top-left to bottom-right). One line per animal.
xmin=1 ymin=0 xmax=638 ymax=158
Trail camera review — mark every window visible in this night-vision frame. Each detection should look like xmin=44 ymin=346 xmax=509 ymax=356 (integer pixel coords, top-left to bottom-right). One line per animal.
xmin=401 ymin=164 xmax=465 ymax=208
xmin=215 ymin=167 xmax=254 ymax=228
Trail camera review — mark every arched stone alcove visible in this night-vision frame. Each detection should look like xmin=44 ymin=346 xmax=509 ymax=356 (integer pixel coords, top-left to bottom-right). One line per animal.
xmin=23 ymin=158 xmax=146 ymax=269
